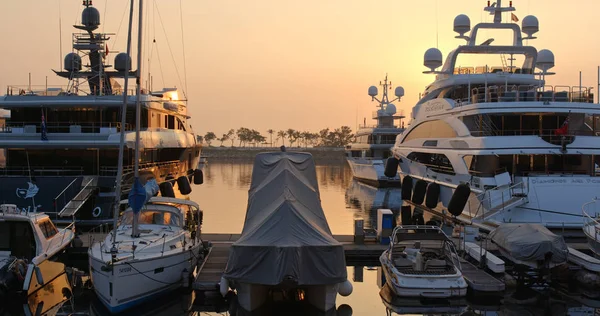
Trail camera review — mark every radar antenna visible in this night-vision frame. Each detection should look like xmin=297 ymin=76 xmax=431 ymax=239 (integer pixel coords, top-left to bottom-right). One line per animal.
xmin=484 ymin=0 xmax=515 ymax=24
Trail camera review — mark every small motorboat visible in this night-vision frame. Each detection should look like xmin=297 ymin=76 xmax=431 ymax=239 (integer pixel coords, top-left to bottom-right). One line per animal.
xmin=222 ymin=151 xmax=352 ymax=313
xmin=488 ymin=223 xmax=569 ymax=269
xmin=379 ymin=225 xmax=467 ymax=298
xmin=0 ymin=203 xmax=75 ymax=311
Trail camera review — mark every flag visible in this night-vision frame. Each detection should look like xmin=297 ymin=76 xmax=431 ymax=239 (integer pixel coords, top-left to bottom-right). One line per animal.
xmin=41 ymin=109 xmax=48 ymax=141
xmin=554 ymin=114 xmax=570 ymax=136
xmin=511 ymin=13 xmax=519 ymax=22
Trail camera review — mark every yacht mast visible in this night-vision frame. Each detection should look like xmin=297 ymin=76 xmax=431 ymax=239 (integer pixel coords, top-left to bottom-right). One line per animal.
xmin=132 ymin=0 xmax=144 ymax=237
xmin=111 ymin=0 xmax=135 ymax=251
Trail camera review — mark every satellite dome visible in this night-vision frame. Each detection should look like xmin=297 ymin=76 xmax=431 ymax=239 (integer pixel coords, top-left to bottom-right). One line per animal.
xmin=368 ymin=85 xmax=378 ymax=97
xmin=386 ymin=103 xmax=397 ymax=115
xmin=536 ymin=49 xmax=555 ymax=71
xmin=453 ymin=14 xmax=471 ymax=36
xmin=82 ymin=6 xmax=101 ymax=29
xmin=114 ymin=53 xmax=131 ymax=72
xmin=424 ymin=48 xmax=443 ymax=72
xmin=394 ymin=86 xmax=404 ymax=98
xmin=522 ymin=15 xmax=539 ymax=38
xmin=64 ymin=53 xmax=81 ymax=72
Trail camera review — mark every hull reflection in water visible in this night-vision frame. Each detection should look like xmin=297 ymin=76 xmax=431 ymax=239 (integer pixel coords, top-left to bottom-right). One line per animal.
xmin=345 ymin=180 xmax=402 ymax=229
xmin=89 ymin=288 xmax=195 ymax=316
xmin=379 ymin=282 xmax=468 ymax=315
xmin=2 ymin=260 xmax=73 ymax=316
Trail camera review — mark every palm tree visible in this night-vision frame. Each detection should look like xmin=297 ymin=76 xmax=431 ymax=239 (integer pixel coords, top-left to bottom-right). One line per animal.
xmin=277 ymin=130 xmax=287 ymax=146
xmin=267 ymin=129 xmax=275 ymax=147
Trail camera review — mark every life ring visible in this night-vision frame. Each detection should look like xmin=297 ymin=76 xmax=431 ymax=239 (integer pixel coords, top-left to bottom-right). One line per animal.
xmin=92 ymin=207 xmax=102 ymax=218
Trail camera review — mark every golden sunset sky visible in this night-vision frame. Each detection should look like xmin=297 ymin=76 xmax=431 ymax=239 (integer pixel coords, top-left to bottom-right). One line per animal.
xmin=0 ymin=0 xmax=598 ymax=138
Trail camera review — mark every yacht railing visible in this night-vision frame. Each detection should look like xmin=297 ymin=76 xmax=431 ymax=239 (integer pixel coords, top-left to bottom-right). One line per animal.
xmin=5 ymin=85 xmax=136 ymax=97
xmin=52 ymin=178 xmax=80 ymax=214
xmin=469 ymin=128 xmax=596 ymax=137
xmin=0 ymin=122 xmax=133 ymax=133
xmin=582 ymin=198 xmax=600 ymax=242
xmin=454 ymin=84 xmax=594 ymax=105
xmin=45 ymin=221 xmax=76 ymax=254
xmin=0 ymin=166 xmax=84 ymax=176
xmin=471 ymin=181 xmax=528 ymax=221
xmin=99 ymin=159 xmax=183 ymax=176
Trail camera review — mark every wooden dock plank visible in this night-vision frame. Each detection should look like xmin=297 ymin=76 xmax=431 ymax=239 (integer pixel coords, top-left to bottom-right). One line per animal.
xmin=459 ymin=258 xmax=504 ymax=293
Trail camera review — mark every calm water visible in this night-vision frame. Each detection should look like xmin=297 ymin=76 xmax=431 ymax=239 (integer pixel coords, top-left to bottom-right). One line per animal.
xmin=22 ymin=160 xmax=600 ymax=315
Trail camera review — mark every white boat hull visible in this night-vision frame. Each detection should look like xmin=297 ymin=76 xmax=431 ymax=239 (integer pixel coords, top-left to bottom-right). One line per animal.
xmin=379 ymin=253 xmax=467 ymax=299
xmin=347 ymin=158 xmax=400 ymax=187
xmin=89 ymin=244 xmax=201 ymax=314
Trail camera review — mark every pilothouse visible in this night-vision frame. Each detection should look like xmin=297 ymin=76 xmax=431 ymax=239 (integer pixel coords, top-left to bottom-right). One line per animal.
xmin=391 ymin=0 xmax=600 ymax=230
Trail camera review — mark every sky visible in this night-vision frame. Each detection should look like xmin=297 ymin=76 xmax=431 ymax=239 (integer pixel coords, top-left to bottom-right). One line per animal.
xmin=0 ymin=0 xmax=599 ymax=139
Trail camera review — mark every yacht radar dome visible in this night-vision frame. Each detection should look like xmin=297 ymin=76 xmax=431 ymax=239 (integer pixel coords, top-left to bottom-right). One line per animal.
xmin=424 ymin=48 xmax=443 ymax=72
xmin=385 ymin=103 xmax=397 ymax=115
xmin=394 ymin=86 xmax=404 ymax=98
xmin=368 ymin=85 xmax=378 ymax=98
xmin=453 ymin=14 xmax=471 ymax=38
xmin=114 ymin=53 xmax=131 ymax=72
xmin=536 ymin=49 xmax=555 ymax=72
xmin=81 ymin=6 xmax=101 ymax=30
xmin=522 ymin=15 xmax=539 ymax=39
xmin=64 ymin=53 xmax=82 ymax=72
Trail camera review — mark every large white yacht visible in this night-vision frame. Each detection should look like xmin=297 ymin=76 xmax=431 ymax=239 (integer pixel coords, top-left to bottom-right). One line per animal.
xmin=0 ymin=1 xmax=203 ymax=229
xmin=391 ymin=0 xmax=600 ymax=230
xmin=346 ymin=76 xmax=405 ymax=187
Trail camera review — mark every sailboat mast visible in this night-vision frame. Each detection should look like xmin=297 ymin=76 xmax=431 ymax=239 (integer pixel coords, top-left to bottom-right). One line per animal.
xmin=111 ymin=0 xmax=135 ymax=250
xmin=132 ymin=0 xmax=144 ymax=237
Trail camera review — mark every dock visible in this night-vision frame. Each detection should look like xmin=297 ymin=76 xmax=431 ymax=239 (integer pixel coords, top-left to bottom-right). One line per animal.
xmin=193 ymin=234 xmax=387 ymax=292
xmin=458 ymin=258 xmax=505 ymax=293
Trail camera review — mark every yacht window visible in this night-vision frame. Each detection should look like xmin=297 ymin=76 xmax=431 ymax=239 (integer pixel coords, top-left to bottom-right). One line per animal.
xmin=38 ymin=220 xmax=58 ymax=239
xmin=402 ymin=120 xmax=457 ymax=143
xmin=461 ymin=113 xmax=596 ymax=137
xmin=379 ymin=134 xmax=397 ymax=144
xmin=120 ymin=210 xmax=181 ymax=227
xmin=351 ymin=150 xmax=361 ymax=158
xmin=423 ymin=140 xmax=438 ymax=147
xmin=0 ymin=222 xmax=36 ymax=259
xmin=406 ymin=152 xmax=455 ymax=175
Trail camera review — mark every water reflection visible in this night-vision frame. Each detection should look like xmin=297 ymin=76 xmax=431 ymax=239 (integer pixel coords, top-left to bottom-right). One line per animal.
xmin=345 ymin=180 xmax=402 ymax=229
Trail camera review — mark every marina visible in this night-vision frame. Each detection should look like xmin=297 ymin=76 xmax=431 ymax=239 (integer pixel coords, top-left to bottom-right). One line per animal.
xmin=2 ymin=0 xmax=600 ymax=315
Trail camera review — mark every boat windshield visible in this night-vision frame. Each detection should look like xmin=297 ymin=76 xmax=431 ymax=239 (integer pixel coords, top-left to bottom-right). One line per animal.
xmin=119 ymin=210 xmax=181 ymax=227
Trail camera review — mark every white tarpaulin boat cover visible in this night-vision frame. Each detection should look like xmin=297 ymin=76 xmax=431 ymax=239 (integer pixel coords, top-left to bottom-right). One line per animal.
xmin=223 ymin=152 xmax=347 ymax=285
xmin=488 ymin=223 xmax=569 ymax=265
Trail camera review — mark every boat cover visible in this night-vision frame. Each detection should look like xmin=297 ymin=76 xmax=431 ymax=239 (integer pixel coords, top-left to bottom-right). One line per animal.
xmin=488 ymin=223 xmax=569 ymax=265
xmin=223 ymin=152 xmax=347 ymax=285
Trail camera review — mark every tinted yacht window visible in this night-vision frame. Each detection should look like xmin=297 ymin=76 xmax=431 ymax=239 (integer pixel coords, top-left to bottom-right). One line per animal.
xmin=407 ymin=152 xmax=455 ymax=175
xmin=403 ymin=120 xmax=457 ymax=143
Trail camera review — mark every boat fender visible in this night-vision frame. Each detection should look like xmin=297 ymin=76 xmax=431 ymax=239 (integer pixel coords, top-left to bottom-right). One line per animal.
xmin=412 ymin=211 xmax=425 ymax=225
xmin=182 ymin=268 xmax=190 ymax=288
xmin=384 ymin=157 xmax=399 ymax=178
xmin=425 ymin=183 xmax=440 ymax=208
xmin=219 ymin=277 xmax=229 ymax=297
xmin=92 ymin=206 xmax=102 ymax=218
xmin=337 ymin=280 xmax=353 ymax=296
xmin=401 ymin=176 xmax=413 ymax=200
xmin=411 ymin=180 xmax=427 ymax=205
xmin=193 ymin=169 xmax=204 ymax=185
xmin=177 ymin=176 xmax=192 ymax=195
xmin=72 ymin=235 xmax=83 ymax=248
xmin=400 ymin=205 xmax=412 ymax=225
xmin=448 ymin=183 xmax=471 ymax=217
xmin=337 ymin=304 xmax=353 ymax=316
xmin=159 ymin=182 xmax=175 ymax=198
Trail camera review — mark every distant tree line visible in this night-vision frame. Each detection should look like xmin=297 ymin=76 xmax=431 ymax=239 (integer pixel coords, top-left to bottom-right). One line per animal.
xmin=202 ymin=126 xmax=354 ymax=148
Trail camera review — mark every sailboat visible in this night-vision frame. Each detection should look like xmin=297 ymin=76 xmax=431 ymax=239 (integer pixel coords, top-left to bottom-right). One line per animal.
xmin=88 ymin=0 xmax=206 ymax=313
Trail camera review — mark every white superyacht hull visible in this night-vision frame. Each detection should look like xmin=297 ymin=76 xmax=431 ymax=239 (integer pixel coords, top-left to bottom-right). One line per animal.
xmin=346 ymin=158 xmax=401 ymax=187
xmin=89 ymin=244 xmax=201 ymax=314
xmin=396 ymin=159 xmax=600 ymax=229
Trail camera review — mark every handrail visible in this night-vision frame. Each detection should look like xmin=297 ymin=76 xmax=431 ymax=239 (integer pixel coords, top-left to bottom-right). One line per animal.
xmin=53 ymin=178 xmax=79 ymax=214
xmin=472 ymin=181 xmax=527 ymax=221
xmin=582 ymin=199 xmax=600 ymax=244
